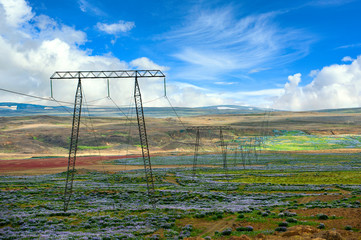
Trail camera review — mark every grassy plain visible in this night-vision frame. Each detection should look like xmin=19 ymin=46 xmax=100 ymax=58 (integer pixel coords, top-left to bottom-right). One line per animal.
xmin=0 ymin=111 xmax=361 ymax=239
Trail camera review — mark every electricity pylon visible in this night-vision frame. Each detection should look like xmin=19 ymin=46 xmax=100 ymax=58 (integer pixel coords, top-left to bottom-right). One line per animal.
xmin=186 ymin=126 xmax=232 ymax=179
xmin=50 ymin=70 xmax=165 ymax=211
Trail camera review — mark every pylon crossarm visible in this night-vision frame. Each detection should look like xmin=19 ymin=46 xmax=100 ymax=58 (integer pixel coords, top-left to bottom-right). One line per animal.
xmin=50 ymin=70 xmax=165 ymax=79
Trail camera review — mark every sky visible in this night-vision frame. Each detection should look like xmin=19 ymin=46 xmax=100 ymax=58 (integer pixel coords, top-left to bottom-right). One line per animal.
xmin=1 ymin=0 xmax=361 ymax=110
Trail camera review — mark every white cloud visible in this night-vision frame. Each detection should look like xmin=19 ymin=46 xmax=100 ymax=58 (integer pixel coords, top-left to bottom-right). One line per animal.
xmin=0 ymin=0 xmax=236 ymax=108
xmin=337 ymin=43 xmax=361 ymax=49
xmin=212 ymin=88 xmax=284 ymax=108
xmin=0 ymin=0 xmax=159 ymax=106
xmin=159 ymin=86 xmax=283 ymax=108
xmin=79 ymin=0 xmax=91 ymax=12
xmin=342 ymin=56 xmax=354 ymax=62
xmin=285 ymin=73 xmax=302 ymax=92
xmin=32 ymin=15 xmax=87 ymax=46
xmin=161 ymin=7 xmax=313 ymax=81
xmin=214 ymin=82 xmax=236 ymax=85
xmin=274 ymin=56 xmax=361 ymax=110
xmin=236 ymin=88 xmax=284 ymax=97
xmin=173 ymin=48 xmax=237 ymax=70
xmin=309 ymin=69 xmax=319 ymax=77
xmin=249 ymin=68 xmax=271 ymax=74
xmin=130 ymin=57 xmax=169 ymax=72
xmin=78 ymin=0 xmax=104 ymax=16
xmin=96 ymin=20 xmax=135 ymax=35
xmin=309 ymin=0 xmax=356 ymax=6
xmin=0 ymin=0 xmax=33 ymax=27
xmin=163 ymin=83 xmax=227 ymax=107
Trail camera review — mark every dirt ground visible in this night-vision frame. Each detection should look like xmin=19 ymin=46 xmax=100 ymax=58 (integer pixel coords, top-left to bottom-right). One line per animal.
xmin=0 ymin=154 xmax=212 ymax=175
xmin=1 ymin=145 xmax=360 ymax=175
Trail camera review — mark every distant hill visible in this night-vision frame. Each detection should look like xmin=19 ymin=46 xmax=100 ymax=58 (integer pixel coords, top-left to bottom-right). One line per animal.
xmin=0 ymin=102 xmax=269 ymax=117
xmin=0 ymin=102 xmax=71 ymax=117
xmin=313 ymin=107 xmax=361 ymax=114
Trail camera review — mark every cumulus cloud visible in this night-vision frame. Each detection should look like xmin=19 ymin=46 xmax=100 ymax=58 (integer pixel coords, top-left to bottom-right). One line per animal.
xmin=285 ymin=73 xmax=302 ymax=92
xmin=0 ymin=0 xmax=140 ymax=105
xmin=215 ymin=88 xmax=283 ymax=108
xmin=163 ymin=83 xmax=227 ymax=107
xmin=96 ymin=20 xmax=135 ymax=34
xmin=309 ymin=69 xmax=319 ymax=77
xmin=130 ymin=57 xmax=169 ymax=72
xmin=0 ymin=0 xmax=235 ymax=108
xmin=274 ymin=56 xmax=361 ymax=110
xmin=0 ymin=0 xmax=33 ymax=27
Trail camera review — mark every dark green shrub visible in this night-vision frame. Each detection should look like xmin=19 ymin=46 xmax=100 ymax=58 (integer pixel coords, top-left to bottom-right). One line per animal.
xmin=345 ymin=225 xmax=352 ymax=230
xmin=236 ymin=226 xmax=253 ymax=232
xmin=195 ymin=213 xmax=205 ymax=218
xmin=221 ymin=228 xmax=232 ymax=236
xmin=275 ymin=227 xmax=287 ymax=232
xmin=318 ymin=223 xmax=325 ymax=229
xmin=278 ymin=222 xmax=288 ymax=227
xmin=317 ymin=214 xmax=329 ymax=220
xmin=245 ymin=226 xmax=253 ymax=231
xmin=286 ymin=217 xmax=297 ymax=223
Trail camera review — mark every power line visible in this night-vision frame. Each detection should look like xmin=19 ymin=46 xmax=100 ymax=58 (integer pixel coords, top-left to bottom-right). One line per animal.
xmin=0 ymin=87 xmax=53 ymax=102
xmin=1 ymin=86 xmax=179 ymax=110
xmin=165 ymin=95 xmax=189 ymax=130
xmin=82 ymin=90 xmax=116 ymax=210
xmin=107 ymin=96 xmax=132 ymax=121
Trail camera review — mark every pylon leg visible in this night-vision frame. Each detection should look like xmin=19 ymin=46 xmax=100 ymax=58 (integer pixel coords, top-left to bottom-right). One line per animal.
xmin=134 ymin=76 xmax=156 ymax=207
xmin=64 ymin=78 xmax=82 ymax=212
xmin=219 ymin=128 xmax=228 ymax=181
xmin=192 ymin=128 xmax=200 ymax=178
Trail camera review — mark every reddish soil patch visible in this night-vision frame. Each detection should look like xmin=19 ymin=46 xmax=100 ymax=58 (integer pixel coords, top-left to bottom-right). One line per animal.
xmin=0 ymin=155 xmax=207 ymax=175
xmin=0 ymin=155 xmax=140 ymax=174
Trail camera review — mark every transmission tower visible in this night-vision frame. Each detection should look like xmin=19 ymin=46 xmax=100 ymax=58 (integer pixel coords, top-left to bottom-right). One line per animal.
xmin=50 ymin=70 xmax=165 ymax=211
xmin=186 ymin=126 xmax=232 ymax=179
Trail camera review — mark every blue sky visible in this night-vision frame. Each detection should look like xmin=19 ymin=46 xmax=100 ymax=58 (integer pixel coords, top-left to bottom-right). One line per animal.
xmin=1 ymin=0 xmax=361 ymax=110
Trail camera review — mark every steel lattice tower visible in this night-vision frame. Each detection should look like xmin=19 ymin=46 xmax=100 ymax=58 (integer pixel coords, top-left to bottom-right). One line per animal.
xmin=50 ymin=70 xmax=165 ymax=211
xmin=186 ymin=126 xmax=232 ymax=179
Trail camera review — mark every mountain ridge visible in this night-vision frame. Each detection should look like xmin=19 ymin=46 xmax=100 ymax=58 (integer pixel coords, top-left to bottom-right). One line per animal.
xmin=0 ymin=102 xmax=268 ymax=117
xmin=2 ymin=102 xmax=361 ymax=117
